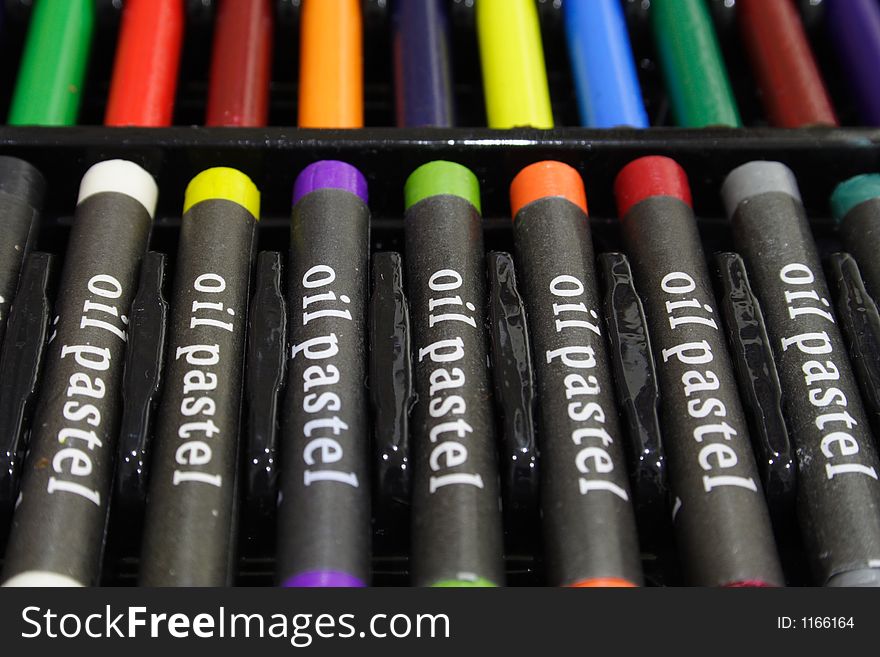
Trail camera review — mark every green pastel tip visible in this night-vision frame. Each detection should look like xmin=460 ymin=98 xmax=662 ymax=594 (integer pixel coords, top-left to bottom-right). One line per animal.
xmin=831 ymin=174 xmax=880 ymax=223
xmin=404 ymin=161 xmax=481 ymax=214
xmin=431 ymin=577 xmax=497 ymax=588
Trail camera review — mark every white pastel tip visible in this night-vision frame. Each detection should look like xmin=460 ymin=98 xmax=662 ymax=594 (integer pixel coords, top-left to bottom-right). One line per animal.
xmin=77 ymin=159 xmax=158 ymax=219
xmin=3 ymin=571 xmax=86 ymax=587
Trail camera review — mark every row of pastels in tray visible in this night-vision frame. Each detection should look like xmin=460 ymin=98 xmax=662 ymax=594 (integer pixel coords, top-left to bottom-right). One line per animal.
xmin=2 ymin=152 xmax=880 ymax=586
xmin=5 ymin=0 xmax=880 ymax=129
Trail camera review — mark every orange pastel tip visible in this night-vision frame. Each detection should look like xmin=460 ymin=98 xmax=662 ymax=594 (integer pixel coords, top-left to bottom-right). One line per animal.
xmin=298 ymin=0 xmax=363 ymax=128
xmin=614 ymin=155 xmax=692 ymax=218
xmin=569 ymin=577 xmax=638 ymax=588
xmin=510 ymin=161 xmax=588 ymax=218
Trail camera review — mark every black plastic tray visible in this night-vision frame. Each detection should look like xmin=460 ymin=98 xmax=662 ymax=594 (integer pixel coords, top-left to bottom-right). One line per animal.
xmin=0 ymin=0 xmax=877 ymax=586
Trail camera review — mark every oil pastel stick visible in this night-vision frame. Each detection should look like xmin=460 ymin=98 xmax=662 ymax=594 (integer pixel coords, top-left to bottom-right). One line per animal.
xmin=829 ymin=253 xmax=880 ymax=441
xmin=736 ymin=0 xmax=837 ymax=128
xmin=598 ymin=252 xmax=666 ymax=530
xmin=1 ymin=160 xmax=156 ymax=587
xmin=487 ymin=252 xmax=538 ymax=520
xmin=139 ymin=168 xmax=258 ymax=587
xmin=298 ymin=0 xmax=363 ymax=128
xmin=244 ymin=252 xmax=286 ymax=521
xmin=511 ymin=162 xmax=642 ymax=587
xmin=0 ymin=252 xmax=55 ymax=518
xmin=476 ymin=0 xmax=553 ymax=128
xmin=370 ymin=252 xmax=413 ymax=518
xmin=393 ymin=0 xmax=453 ymax=127
xmin=714 ymin=252 xmax=795 ymax=521
xmin=104 ymin=0 xmax=184 ymax=126
xmin=206 ymin=0 xmax=273 ymax=127
xmin=650 ymin=0 xmax=741 ymax=127
xmin=8 ymin=0 xmax=95 ymax=125
xmin=614 ymin=156 xmax=782 ymax=587
xmin=723 ymin=161 xmax=880 ymax=587
xmin=832 ymin=174 xmax=880 ymax=303
xmin=563 ymin=0 xmax=648 ymax=128
xmin=827 ymin=0 xmax=880 ymax=126
xmin=277 ymin=161 xmax=371 ymax=587
xmin=115 ymin=252 xmax=168 ymax=514
xmin=404 ymin=161 xmax=505 ymax=587
xmin=0 ymin=156 xmax=45 ymax=350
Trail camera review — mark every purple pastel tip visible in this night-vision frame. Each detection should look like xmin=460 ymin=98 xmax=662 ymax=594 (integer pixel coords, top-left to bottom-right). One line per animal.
xmin=292 ymin=160 xmax=369 ymax=206
xmin=282 ymin=570 xmax=367 ymax=588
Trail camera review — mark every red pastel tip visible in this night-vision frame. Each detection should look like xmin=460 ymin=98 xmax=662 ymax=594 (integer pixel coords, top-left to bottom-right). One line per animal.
xmin=614 ymin=155 xmax=692 ymax=218
xmin=725 ymin=580 xmax=777 ymax=588
xmin=105 ymin=0 xmax=184 ymax=127
xmin=206 ymin=0 xmax=273 ymax=127
xmin=510 ymin=160 xmax=588 ymax=218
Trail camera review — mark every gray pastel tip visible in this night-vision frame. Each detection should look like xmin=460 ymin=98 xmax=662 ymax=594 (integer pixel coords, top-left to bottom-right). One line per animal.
xmin=826 ymin=568 xmax=880 ymax=587
xmin=722 ymin=161 xmax=802 ymax=218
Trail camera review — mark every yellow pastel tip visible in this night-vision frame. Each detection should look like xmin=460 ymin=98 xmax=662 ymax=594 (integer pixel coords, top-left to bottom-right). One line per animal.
xmin=183 ymin=167 xmax=260 ymax=219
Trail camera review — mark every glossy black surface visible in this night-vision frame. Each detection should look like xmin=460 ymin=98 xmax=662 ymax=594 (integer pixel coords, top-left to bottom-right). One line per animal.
xmin=369 ymin=252 xmax=413 ymax=528
xmin=487 ymin=252 xmax=538 ymax=523
xmin=244 ymin=252 xmax=287 ymax=524
xmin=0 ymin=252 xmax=54 ymax=523
xmin=714 ymin=252 xmax=795 ymax=522
xmin=598 ymin=252 xmax=666 ymax=533
xmin=830 ymin=253 xmax=880 ymax=449
xmin=116 ymin=252 xmax=169 ymax=515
